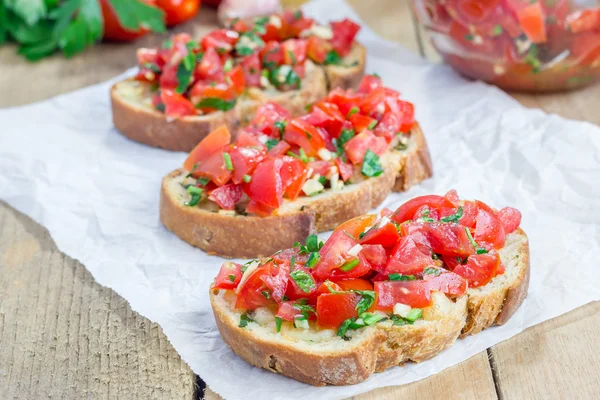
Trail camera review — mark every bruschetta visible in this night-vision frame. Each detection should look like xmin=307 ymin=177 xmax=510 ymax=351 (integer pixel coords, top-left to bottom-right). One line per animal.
xmin=111 ymin=11 xmax=367 ymax=151
xmin=209 ymin=191 xmax=529 ymax=386
xmin=159 ymin=75 xmax=432 ymax=258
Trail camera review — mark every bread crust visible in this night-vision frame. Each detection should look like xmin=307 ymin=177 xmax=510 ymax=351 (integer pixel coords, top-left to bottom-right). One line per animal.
xmin=460 ymin=229 xmax=530 ymax=337
xmin=159 ymin=124 xmax=430 ymax=258
xmin=392 ymin=123 xmax=433 ymax=192
xmin=110 ymin=80 xmax=239 ymax=152
xmin=324 ymin=42 xmax=367 ymax=90
xmin=210 ymin=291 xmax=467 ymax=386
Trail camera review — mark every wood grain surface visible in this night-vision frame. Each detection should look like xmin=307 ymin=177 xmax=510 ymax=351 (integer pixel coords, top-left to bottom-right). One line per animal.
xmin=0 ymin=1 xmax=599 ymax=400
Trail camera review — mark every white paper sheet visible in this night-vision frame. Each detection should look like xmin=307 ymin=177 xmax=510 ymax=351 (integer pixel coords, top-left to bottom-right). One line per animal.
xmin=1 ymin=1 xmax=599 ymax=399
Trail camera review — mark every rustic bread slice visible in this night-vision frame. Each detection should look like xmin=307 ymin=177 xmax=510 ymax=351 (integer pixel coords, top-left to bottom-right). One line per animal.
xmin=236 ymin=60 xmax=329 ymax=126
xmin=210 ymin=289 xmax=467 ymax=386
xmin=461 ymin=228 xmax=530 ymax=337
xmin=110 ymin=79 xmax=239 ymax=152
xmin=324 ymin=42 xmax=367 ymax=91
xmin=159 ymin=124 xmax=431 ymax=258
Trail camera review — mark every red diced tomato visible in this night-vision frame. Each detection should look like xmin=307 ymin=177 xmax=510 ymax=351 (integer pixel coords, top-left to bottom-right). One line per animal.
xmin=160 ymin=89 xmax=196 ymax=118
xmin=335 ymin=159 xmax=354 ymax=181
xmin=191 ymin=150 xmax=232 ymax=186
xmin=359 ymin=244 xmax=388 ymax=273
xmin=385 ymin=236 xmax=434 ymax=275
xmin=246 ymin=158 xmax=284 ymax=208
xmin=226 ymin=65 xmax=246 ymax=95
xmin=235 ymin=263 xmax=273 ymax=310
xmin=344 ymin=130 xmax=388 ymax=165
xmin=268 ymin=140 xmax=291 ymax=157
xmin=279 ymin=156 xmax=308 ymax=200
xmin=401 ymin=222 xmax=476 ymax=257
xmin=189 ymin=82 xmax=236 ymax=111
xmin=195 ymin=47 xmax=224 ymax=82
xmin=280 ymin=10 xmax=314 ymax=39
xmin=373 ymin=112 xmax=399 ymax=142
xmin=241 ymin=52 xmax=261 ymax=87
xmin=306 ymin=36 xmax=333 ymax=64
xmin=326 ymin=87 xmax=362 ymax=117
xmin=260 ymin=41 xmax=285 ymax=68
xmin=392 ymin=195 xmax=455 ymax=224
xmin=285 ymin=265 xmax=316 ymax=300
xmin=516 ymin=2 xmax=547 ymax=43
xmin=349 ymin=114 xmax=378 ymax=133
xmin=208 ymin=183 xmax=243 ymax=210
xmin=246 ymin=200 xmax=276 ymax=216
xmin=497 ymin=206 xmax=522 ymax=234
xmin=183 ymin=126 xmax=231 ymax=172
xmin=374 ymin=280 xmax=432 ymax=310
xmin=316 ymin=292 xmax=360 ymax=329
xmin=284 ymin=118 xmax=327 ymax=156
xmin=213 ymin=262 xmax=242 ymax=290
xmin=453 ymin=252 xmax=500 ymax=287
xmin=330 ymin=18 xmax=360 ymax=56
xmin=360 ymin=87 xmax=386 ymax=118
xmin=357 ymin=75 xmax=383 ymax=94
xmin=423 ymin=270 xmax=467 ymax=295
xmin=360 ymin=220 xmax=400 ymax=247
xmin=228 ymin=146 xmax=267 ymax=184
xmin=282 ymin=39 xmax=308 ymax=65
xmin=566 ymin=9 xmax=600 ymax=34
xmin=201 ymin=29 xmax=239 ymax=54
xmin=474 ymin=201 xmax=506 ymax=249
xmin=260 ymin=260 xmax=290 ymax=302
xmin=276 ymin=301 xmax=299 ymax=321
xmin=251 ymin=102 xmax=291 ymax=137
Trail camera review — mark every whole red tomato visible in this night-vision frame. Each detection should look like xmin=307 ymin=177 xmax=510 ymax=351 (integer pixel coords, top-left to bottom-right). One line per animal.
xmin=156 ymin=0 xmax=201 ymax=26
xmin=101 ymin=0 xmax=159 ymax=41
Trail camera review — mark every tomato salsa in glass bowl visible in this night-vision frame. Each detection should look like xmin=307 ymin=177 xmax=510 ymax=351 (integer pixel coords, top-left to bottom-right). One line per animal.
xmin=412 ymin=0 xmax=600 ymax=92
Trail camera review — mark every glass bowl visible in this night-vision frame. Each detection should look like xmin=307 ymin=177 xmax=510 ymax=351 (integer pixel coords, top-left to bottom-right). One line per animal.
xmin=412 ymin=0 xmax=600 ymax=92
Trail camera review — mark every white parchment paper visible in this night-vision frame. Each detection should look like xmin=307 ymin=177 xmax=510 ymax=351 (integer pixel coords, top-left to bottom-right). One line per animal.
xmin=1 ymin=1 xmax=600 ymax=399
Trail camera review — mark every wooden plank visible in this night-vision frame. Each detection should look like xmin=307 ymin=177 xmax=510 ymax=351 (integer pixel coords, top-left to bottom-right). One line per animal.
xmin=0 ymin=202 xmax=196 ymax=399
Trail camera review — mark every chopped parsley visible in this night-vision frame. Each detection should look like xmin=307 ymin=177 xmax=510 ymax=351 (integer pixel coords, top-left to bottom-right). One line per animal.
xmin=265 ymin=138 xmax=279 ymax=150
xmin=184 ymin=186 xmax=203 ymax=207
xmin=176 ymin=51 xmax=197 ymax=94
xmin=423 ymin=267 xmax=441 ymax=276
xmin=439 ymin=206 xmax=463 ymax=223
xmin=347 ymin=106 xmax=359 ymax=118
xmin=243 ymin=174 xmax=252 ymax=183
xmin=361 ymin=149 xmax=383 ymax=177
xmin=195 ymin=97 xmax=237 ymax=111
xmin=274 ymin=120 xmax=287 ymax=137
xmin=261 ymin=290 xmax=271 ymax=300
xmin=324 ymin=50 xmax=342 ymax=65
xmin=306 ymin=252 xmax=320 ymax=268
xmin=492 ymin=24 xmax=503 ymax=36
xmin=335 ymin=128 xmax=355 ymax=156
xmin=388 ymin=273 xmax=416 ymax=281
xmin=235 ymin=32 xmax=265 ymax=56
xmin=354 ymin=290 xmax=376 ymax=314
xmin=239 ymin=313 xmax=253 ymax=328
xmin=477 ymin=248 xmax=489 ymax=254
xmin=275 ymin=316 xmax=283 ymax=333
xmin=223 ymin=58 xmax=233 ymax=72
xmin=368 ymin=120 xmax=378 ymax=130
xmin=227 ymin=274 xmax=236 ymax=282
xmin=290 ymin=269 xmax=316 ymax=293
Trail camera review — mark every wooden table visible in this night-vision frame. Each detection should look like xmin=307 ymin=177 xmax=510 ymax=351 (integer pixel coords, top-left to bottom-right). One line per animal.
xmin=1 ymin=2 xmax=599 ymax=399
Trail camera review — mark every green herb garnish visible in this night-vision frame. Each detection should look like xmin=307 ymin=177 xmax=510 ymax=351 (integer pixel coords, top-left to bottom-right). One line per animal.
xmin=243 ymin=174 xmax=252 ymax=183
xmin=306 ymin=252 xmax=320 ymax=268
xmin=340 ymin=258 xmax=359 ymax=272
xmin=290 ymin=269 xmax=316 ymax=293
xmin=223 ymin=152 xmax=233 ymax=171
xmin=239 ymin=313 xmax=253 ymax=328
xmin=361 ymin=149 xmax=383 ymax=177
xmin=423 ymin=267 xmax=441 ymax=276
xmin=440 ymin=206 xmax=463 ymax=223
xmin=347 ymin=106 xmax=359 ymax=118
xmin=195 ymin=97 xmax=237 ymax=111
xmin=388 ymin=273 xmax=416 ymax=281
xmin=275 ymin=316 xmax=283 ymax=333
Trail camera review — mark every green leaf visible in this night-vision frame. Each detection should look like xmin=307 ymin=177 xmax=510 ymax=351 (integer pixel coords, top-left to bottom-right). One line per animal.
xmin=275 ymin=317 xmax=283 ymax=333
xmin=58 ymin=14 xmax=88 ymax=57
xmin=337 ymin=318 xmax=354 ymax=339
xmin=293 ymin=302 xmax=315 ymax=319
xmin=176 ymin=52 xmax=196 ymax=94
xmin=404 ymin=308 xmax=423 ymax=322
xmin=388 ymin=273 xmax=416 ymax=281
xmin=239 ymin=313 xmax=253 ymax=328
xmin=305 ymin=234 xmax=321 ymax=252
xmin=0 ymin=3 xmax=10 ymax=44
xmin=18 ymin=38 xmax=57 ymax=61
xmin=6 ymin=18 xmax=54 ymax=44
xmin=361 ymin=149 xmax=383 ymax=177
xmin=439 ymin=206 xmax=463 ymax=223
xmin=107 ymin=0 xmax=166 ymax=33
xmin=324 ymin=50 xmax=342 ymax=65
xmin=78 ymin=0 xmax=103 ymax=44
xmin=306 ymin=252 xmax=320 ymax=268
xmin=6 ymin=0 xmax=47 ymax=26
xmin=274 ymin=120 xmax=287 ymax=137
xmin=289 ymin=269 xmax=316 ymax=293
xmin=354 ymin=290 xmax=375 ymax=315
xmin=195 ymin=97 xmax=238 ymax=111
xmin=265 ymin=139 xmax=279 ymax=151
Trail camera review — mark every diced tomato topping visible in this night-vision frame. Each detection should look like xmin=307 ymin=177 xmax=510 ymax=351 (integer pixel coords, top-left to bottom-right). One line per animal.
xmin=195 ymin=47 xmax=224 ymax=82
xmin=189 ymin=82 xmax=236 ymax=111
xmin=453 ymin=252 xmax=501 ymax=287
xmin=213 ymin=262 xmax=243 ymax=290
xmin=385 ymin=236 xmax=435 ymax=275
xmin=459 ymin=200 xmax=479 ymax=228
xmin=183 ymin=126 xmax=231 ymax=172
xmin=191 ymin=150 xmax=232 ymax=186
xmin=335 ymin=159 xmax=354 ymax=181
xmin=360 ymin=220 xmax=400 ymax=247
xmin=268 ymin=140 xmax=291 ymax=157
xmin=201 ymin=29 xmax=239 ymax=54
xmin=260 ymin=260 xmax=290 ymax=303
xmin=246 ymin=200 xmax=276 ymax=217
xmin=285 ymin=265 xmax=316 ymax=300
xmin=260 ymin=41 xmax=285 ymax=68
xmin=566 ymin=9 xmax=600 ymax=34
xmin=402 ymin=222 xmax=476 ymax=257
xmin=349 ymin=113 xmax=378 ymax=133
xmin=344 ymin=130 xmax=388 ymax=165
xmin=276 ymin=301 xmax=299 ymax=321
xmin=357 ymin=75 xmax=383 ymax=94
xmin=234 ymin=263 xmax=273 ymax=310
xmin=497 ymin=207 xmax=522 ymax=234
xmin=246 ymin=158 xmax=284 ymax=208
xmin=241 ymin=52 xmax=261 ymax=87
xmin=359 ymin=244 xmax=387 ymax=273
xmin=330 ymin=18 xmax=360 ymax=56
xmin=284 ymin=118 xmax=327 ymax=156
xmin=279 ymin=156 xmax=308 ymax=200
xmin=251 ymin=102 xmax=290 ymax=137
xmin=316 ymin=292 xmax=360 ymax=329
xmin=474 ymin=201 xmax=506 ymax=249
xmin=208 ymin=183 xmax=243 ymax=210
xmin=226 ymin=65 xmax=246 ymax=95
xmin=423 ymin=270 xmax=467 ymax=295
xmin=374 ymin=280 xmax=432 ymax=310
xmin=306 ymin=36 xmax=332 ymax=64
xmin=160 ymin=89 xmax=196 ymax=118
xmin=282 ymin=39 xmax=308 ymax=65
xmin=228 ymin=146 xmax=267 ymax=184
xmin=516 ymin=2 xmax=547 ymax=43
xmin=392 ymin=195 xmax=455 ymax=224
xmin=280 ymin=10 xmax=314 ymax=39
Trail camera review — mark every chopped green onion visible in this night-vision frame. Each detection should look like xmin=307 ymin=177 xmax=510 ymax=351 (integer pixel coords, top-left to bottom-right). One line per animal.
xmin=223 ymin=58 xmax=233 ymax=72
xmin=440 ymin=206 xmax=463 ymax=223
xmin=243 ymin=174 xmax=252 ymax=183
xmin=340 ymin=258 xmax=359 ymax=272
xmin=223 ymin=153 xmax=234 ymax=171
xmin=360 ymin=312 xmax=386 ymax=326
xmin=388 ymin=273 xmax=416 ymax=281
xmin=423 ymin=267 xmax=441 ymax=276
xmin=477 ymin=248 xmax=489 ymax=254
xmin=185 ymin=186 xmax=203 ymax=206
xmin=465 ymin=227 xmax=478 ymax=248
xmin=275 ymin=316 xmax=283 ymax=333
xmin=404 ymin=308 xmax=423 ymax=322
xmin=368 ymin=120 xmax=378 ymax=130
xmin=347 ymin=106 xmax=359 ymax=118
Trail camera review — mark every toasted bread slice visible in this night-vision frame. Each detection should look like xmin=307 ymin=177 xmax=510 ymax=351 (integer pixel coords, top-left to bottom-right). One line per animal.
xmin=159 ymin=124 xmax=431 ymax=258
xmin=110 ymin=79 xmax=239 ymax=152
xmin=209 ymin=229 xmax=530 ymax=385
xmin=210 ymin=290 xmax=467 ymax=386
xmin=461 ymin=228 xmax=530 ymax=336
